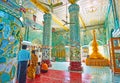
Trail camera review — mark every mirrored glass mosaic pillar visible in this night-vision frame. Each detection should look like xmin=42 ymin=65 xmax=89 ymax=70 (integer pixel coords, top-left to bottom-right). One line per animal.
xmin=42 ymin=13 xmax=52 ymax=67
xmin=68 ymin=4 xmax=82 ymax=71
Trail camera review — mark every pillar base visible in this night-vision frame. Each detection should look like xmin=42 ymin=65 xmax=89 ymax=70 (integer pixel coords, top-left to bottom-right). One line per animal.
xmin=42 ymin=59 xmax=52 ymax=67
xmin=68 ymin=61 xmax=82 ymax=71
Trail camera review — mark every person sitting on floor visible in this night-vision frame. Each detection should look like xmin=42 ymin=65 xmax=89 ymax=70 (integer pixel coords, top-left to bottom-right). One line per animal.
xmin=41 ymin=61 xmax=48 ymax=73
xmin=35 ymin=62 xmax=41 ymax=77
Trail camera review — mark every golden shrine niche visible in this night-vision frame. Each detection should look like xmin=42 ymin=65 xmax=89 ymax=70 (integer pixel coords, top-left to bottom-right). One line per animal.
xmin=86 ymin=30 xmax=109 ymax=66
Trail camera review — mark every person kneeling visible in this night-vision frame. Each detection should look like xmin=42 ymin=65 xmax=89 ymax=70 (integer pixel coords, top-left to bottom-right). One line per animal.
xmin=41 ymin=62 xmax=48 ymax=73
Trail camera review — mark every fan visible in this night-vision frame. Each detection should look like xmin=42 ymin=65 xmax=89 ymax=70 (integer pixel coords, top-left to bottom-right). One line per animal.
xmin=38 ymin=0 xmax=63 ymax=13
xmin=62 ymin=1 xmax=75 ymax=26
xmin=32 ymin=25 xmax=40 ymax=30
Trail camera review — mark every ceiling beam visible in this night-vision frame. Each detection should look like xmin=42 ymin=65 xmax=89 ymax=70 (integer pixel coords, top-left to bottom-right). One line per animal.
xmin=79 ymin=14 xmax=86 ymax=29
xmin=30 ymin=0 xmax=50 ymax=13
xmin=51 ymin=14 xmax=69 ymax=31
xmin=30 ymin=0 xmax=69 ymax=31
xmin=81 ymin=23 xmax=104 ymax=31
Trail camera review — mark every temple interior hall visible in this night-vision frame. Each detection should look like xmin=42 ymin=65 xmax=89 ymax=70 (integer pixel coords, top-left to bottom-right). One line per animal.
xmin=0 ymin=0 xmax=120 ymax=83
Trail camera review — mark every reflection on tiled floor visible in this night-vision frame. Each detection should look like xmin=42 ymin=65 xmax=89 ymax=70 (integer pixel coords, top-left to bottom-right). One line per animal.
xmin=113 ymin=74 xmax=120 ymax=83
xmin=27 ymin=62 xmax=120 ymax=83
xmin=27 ymin=69 xmax=83 ymax=83
xmin=49 ymin=62 xmax=69 ymax=71
xmin=82 ymin=63 xmax=112 ymax=83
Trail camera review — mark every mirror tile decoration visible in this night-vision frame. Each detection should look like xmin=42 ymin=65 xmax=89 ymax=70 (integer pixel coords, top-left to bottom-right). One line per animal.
xmin=0 ymin=10 xmax=21 ymax=83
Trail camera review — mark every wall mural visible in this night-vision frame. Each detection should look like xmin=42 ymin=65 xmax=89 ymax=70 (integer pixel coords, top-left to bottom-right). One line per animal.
xmin=52 ymin=31 xmax=69 ymax=61
xmin=81 ymin=28 xmax=106 ymax=46
xmin=28 ymin=28 xmax=42 ymax=45
xmin=0 ymin=10 xmax=21 ymax=83
xmin=23 ymin=17 xmax=43 ymax=45
xmin=52 ymin=31 xmax=70 ymax=46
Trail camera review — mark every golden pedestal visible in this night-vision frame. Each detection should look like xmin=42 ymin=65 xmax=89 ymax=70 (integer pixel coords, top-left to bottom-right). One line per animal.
xmin=86 ymin=30 xmax=109 ymax=66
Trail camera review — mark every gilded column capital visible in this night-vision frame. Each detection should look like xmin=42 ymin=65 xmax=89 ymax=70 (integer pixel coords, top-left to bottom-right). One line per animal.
xmin=68 ymin=0 xmax=77 ymax=4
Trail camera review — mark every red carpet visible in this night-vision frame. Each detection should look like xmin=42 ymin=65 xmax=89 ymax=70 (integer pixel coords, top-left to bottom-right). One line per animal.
xmin=27 ymin=69 xmax=91 ymax=83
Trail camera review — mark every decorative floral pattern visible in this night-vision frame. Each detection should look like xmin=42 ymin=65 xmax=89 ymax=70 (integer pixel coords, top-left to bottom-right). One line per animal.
xmin=0 ymin=10 xmax=21 ymax=83
xmin=0 ymin=23 xmax=4 ymax=31
xmin=0 ymin=39 xmax=9 ymax=49
xmin=0 ymin=49 xmax=4 ymax=56
xmin=42 ymin=48 xmax=50 ymax=60
xmin=0 ymin=32 xmax=2 ymax=39
xmin=3 ymin=25 xmax=11 ymax=39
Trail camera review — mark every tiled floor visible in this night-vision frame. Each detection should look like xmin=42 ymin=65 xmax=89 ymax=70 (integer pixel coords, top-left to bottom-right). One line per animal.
xmin=27 ymin=69 xmax=83 ymax=83
xmin=27 ymin=62 xmax=120 ymax=83
xmin=49 ymin=62 xmax=69 ymax=71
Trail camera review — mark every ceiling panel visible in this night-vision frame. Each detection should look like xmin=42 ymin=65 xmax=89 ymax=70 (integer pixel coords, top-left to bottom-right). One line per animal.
xmin=53 ymin=0 xmax=109 ymax=29
xmin=21 ymin=0 xmax=112 ymax=45
xmin=22 ymin=0 xmax=110 ymax=30
xmin=78 ymin=0 xmax=109 ymax=27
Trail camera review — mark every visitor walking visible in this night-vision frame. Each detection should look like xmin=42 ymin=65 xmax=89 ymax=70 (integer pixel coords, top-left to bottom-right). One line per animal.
xmin=17 ymin=44 xmax=31 ymax=83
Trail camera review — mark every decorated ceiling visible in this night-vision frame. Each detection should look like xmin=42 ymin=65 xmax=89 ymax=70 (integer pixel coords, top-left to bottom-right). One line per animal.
xmin=0 ymin=0 xmax=120 ymax=82
xmin=16 ymin=0 xmax=120 ymax=46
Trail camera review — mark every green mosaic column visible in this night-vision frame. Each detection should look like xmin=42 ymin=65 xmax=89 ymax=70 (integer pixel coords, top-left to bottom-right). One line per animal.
xmin=42 ymin=13 xmax=52 ymax=67
xmin=68 ymin=4 xmax=82 ymax=71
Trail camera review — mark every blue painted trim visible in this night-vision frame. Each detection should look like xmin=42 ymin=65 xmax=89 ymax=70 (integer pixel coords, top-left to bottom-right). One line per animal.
xmin=104 ymin=0 xmax=112 ymax=28
xmin=0 ymin=0 xmax=21 ymax=18
xmin=111 ymin=0 xmax=119 ymax=29
xmin=0 ymin=9 xmax=23 ymax=27
xmin=7 ymin=0 xmax=21 ymax=9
